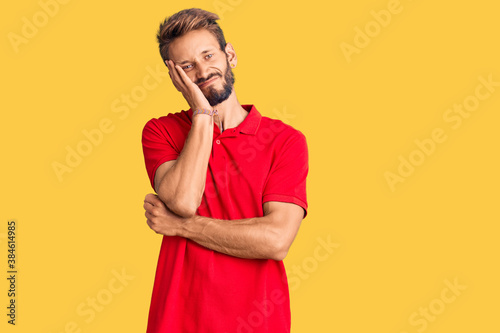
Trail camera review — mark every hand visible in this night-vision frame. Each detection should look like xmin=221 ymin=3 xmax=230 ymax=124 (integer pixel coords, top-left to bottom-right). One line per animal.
xmin=166 ymin=59 xmax=212 ymax=111
xmin=144 ymin=193 xmax=189 ymax=236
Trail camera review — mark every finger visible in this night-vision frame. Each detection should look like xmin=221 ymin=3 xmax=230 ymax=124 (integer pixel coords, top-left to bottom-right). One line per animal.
xmin=146 ymin=218 xmax=154 ymax=230
xmin=146 ymin=219 xmax=161 ymax=234
xmin=144 ymin=201 xmax=154 ymax=212
xmin=174 ymin=63 xmax=196 ymax=88
xmin=145 ymin=210 xmax=154 ymax=219
xmin=165 ymin=60 xmax=182 ymax=92
xmin=145 ymin=193 xmax=156 ymax=200
xmin=144 ymin=202 xmax=160 ymax=214
xmin=144 ymin=198 xmax=154 ymax=208
xmin=169 ymin=60 xmax=186 ymax=91
xmin=144 ymin=193 xmax=159 ymax=204
xmin=167 ymin=61 xmax=181 ymax=87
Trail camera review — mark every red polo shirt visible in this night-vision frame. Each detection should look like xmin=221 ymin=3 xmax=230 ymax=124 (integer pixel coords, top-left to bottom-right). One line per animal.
xmin=142 ymin=104 xmax=308 ymax=333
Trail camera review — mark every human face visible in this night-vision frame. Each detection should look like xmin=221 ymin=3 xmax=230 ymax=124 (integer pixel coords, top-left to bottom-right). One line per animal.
xmin=168 ymin=29 xmax=235 ymax=106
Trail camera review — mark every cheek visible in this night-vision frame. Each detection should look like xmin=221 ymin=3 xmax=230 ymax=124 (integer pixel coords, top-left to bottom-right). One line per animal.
xmin=187 ymin=73 xmax=197 ymax=82
xmin=214 ymin=61 xmax=228 ymax=74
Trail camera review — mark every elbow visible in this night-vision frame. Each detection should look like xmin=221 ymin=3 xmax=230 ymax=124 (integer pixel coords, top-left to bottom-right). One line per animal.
xmin=156 ymin=188 xmax=201 ymax=218
xmin=269 ymin=237 xmax=291 ymax=261
xmin=155 ymin=178 xmax=204 ymax=218
xmin=166 ymin=196 xmax=200 ymax=218
xmin=175 ymin=204 xmax=198 ymax=218
xmin=271 ymin=249 xmax=288 ymax=261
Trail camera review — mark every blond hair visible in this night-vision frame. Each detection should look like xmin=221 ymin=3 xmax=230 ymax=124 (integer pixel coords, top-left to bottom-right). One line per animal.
xmin=156 ymin=8 xmax=227 ymax=62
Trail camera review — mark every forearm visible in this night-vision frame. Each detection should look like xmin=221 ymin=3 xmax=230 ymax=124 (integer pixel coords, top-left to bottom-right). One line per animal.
xmin=145 ymin=195 xmax=303 ymax=260
xmin=157 ymin=115 xmax=213 ymax=216
xmin=179 ymin=214 xmax=285 ymax=260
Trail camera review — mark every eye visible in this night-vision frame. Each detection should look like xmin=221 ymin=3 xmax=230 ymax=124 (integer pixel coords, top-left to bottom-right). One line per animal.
xmin=205 ymin=54 xmax=214 ymax=60
xmin=182 ymin=64 xmax=193 ymax=70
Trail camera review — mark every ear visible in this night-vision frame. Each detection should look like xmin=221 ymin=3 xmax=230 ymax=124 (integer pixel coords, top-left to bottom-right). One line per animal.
xmin=225 ymin=42 xmax=237 ymax=68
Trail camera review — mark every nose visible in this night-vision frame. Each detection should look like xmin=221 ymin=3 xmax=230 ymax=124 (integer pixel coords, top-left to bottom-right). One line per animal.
xmin=194 ymin=61 xmax=211 ymax=82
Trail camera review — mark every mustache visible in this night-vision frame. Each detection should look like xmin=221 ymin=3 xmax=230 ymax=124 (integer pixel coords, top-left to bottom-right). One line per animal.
xmin=196 ymin=72 xmax=222 ymax=85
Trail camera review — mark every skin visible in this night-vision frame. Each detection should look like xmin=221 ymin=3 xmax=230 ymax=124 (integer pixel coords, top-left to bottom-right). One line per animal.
xmin=143 ymin=28 xmax=304 ymax=261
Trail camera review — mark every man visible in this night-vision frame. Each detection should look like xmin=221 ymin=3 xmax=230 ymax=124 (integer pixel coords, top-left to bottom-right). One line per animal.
xmin=142 ymin=8 xmax=308 ymax=333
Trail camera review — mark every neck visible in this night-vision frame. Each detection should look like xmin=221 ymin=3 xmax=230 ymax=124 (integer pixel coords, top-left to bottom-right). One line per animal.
xmin=212 ymin=90 xmax=248 ymax=131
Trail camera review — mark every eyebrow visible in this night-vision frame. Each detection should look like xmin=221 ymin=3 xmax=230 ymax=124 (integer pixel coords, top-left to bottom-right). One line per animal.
xmin=176 ymin=49 xmax=215 ymax=65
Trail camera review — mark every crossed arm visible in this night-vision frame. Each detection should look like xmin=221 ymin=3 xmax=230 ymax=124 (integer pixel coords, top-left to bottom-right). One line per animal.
xmin=144 ymin=194 xmax=304 ymax=261
xmin=143 ymin=59 xmax=304 ymax=261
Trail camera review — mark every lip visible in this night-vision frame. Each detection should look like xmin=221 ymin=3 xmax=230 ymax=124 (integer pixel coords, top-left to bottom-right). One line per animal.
xmin=198 ymin=76 xmax=218 ymax=88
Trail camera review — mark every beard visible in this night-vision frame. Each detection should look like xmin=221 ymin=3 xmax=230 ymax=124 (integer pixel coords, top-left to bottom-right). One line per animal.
xmin=199 ymin=60 xmax=235 ymax=107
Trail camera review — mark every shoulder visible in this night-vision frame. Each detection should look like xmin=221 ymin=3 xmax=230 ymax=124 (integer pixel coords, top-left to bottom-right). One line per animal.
xmin=259 ymin=115 xmax=307 ymax=148
xmin=142 ymin=110 xmax=192 ymax=137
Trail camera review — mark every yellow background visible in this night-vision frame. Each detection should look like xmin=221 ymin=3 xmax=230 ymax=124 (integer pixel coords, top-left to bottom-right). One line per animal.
xmin=1 ymin=0 xmax=499 ymax=332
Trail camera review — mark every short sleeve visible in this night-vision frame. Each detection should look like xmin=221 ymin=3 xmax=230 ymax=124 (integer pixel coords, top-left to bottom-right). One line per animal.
xmin=141 ymin=118 xmax=180 ymax=190
xmin=262 ymin=130 xmax=309 ymax=218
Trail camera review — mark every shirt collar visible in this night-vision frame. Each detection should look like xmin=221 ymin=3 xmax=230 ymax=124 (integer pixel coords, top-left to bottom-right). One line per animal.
xmin=237 ymin=104 xmax=261 ymax=135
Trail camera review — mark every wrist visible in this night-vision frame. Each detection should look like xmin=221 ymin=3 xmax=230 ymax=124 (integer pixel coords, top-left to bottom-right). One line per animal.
xmin=192 ymin=108 xmax=215 ymax=125
xmin=192 ymin=108 xmax=217 ymax=119
xmin=192 ymin=107 xmax=214 ymax=116
xmin=192 ymin=113 xmax=213 ymax=127
xmin=177 ymin=214 xmax=198 ymax=239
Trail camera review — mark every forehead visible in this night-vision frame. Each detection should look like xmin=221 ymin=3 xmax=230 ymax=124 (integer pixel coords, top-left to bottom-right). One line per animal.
xmin=169 ymin=29 xmax=220 ymax=62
